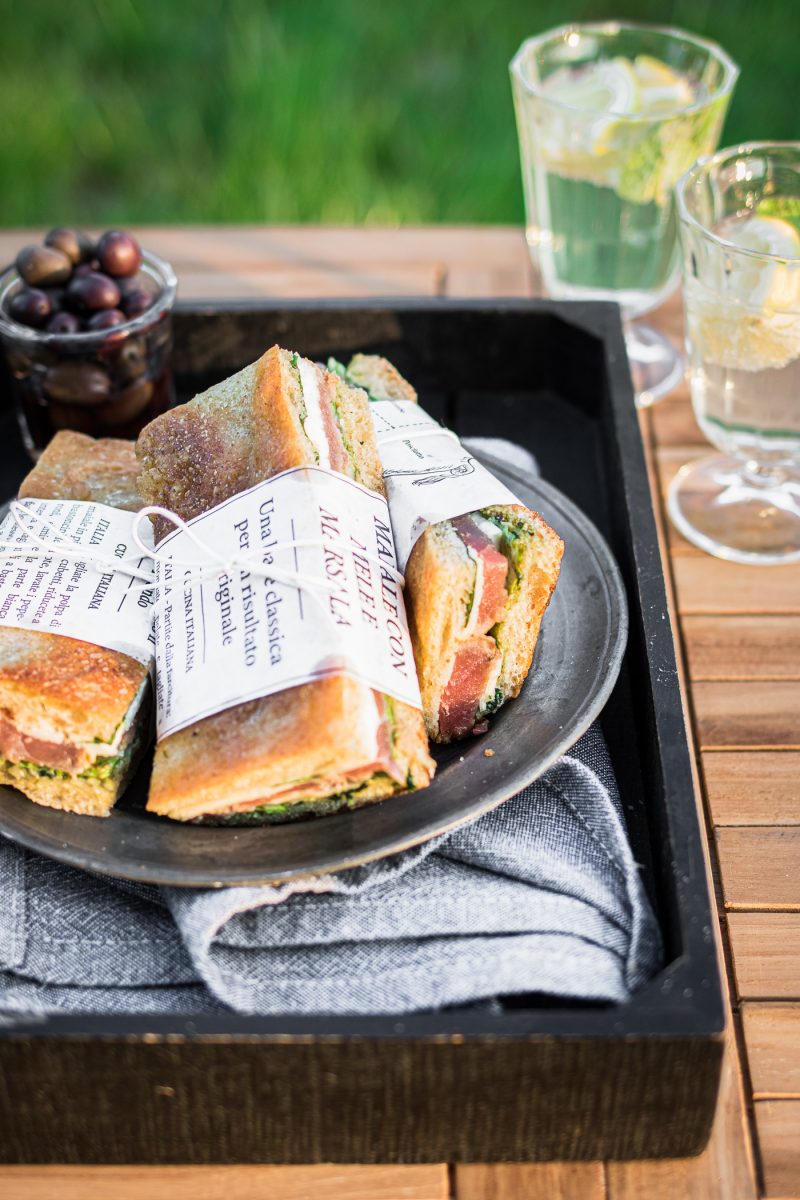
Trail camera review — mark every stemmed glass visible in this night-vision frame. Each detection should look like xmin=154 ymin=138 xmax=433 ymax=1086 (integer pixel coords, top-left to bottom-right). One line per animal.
xmin=510 ymin=21 xmax=738 ymax=406
xmin=670 ymin=142 xmax=800 ymax=564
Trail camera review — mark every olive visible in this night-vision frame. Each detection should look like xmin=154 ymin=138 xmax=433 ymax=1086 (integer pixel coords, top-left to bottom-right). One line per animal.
xmin=4 ymin=347 xmax=32 ymax=376
xmin=44 ymin=361 xmax=111 ymax=406
xmin=87 ymin=308 xmax=126 ymax=331
xmin=122 ymin=287 xmax=153 ymax=318
xmin=74 ymin=261 xmax=98 ymax=279
xmin=44 ymin=227 xmax=82 ymax=266
xmin=46 ymin=285 xmax=66 ymax=311
xmin=66 ymin=271 xmax=121 ymax=312
xmin=108 ymin=336 xmax=147 ymax=381
xmin=8 ymin=287 xmax=51 ymax=328
xmin=46 ymin=310 xmax=81 ymax=334
xmin=96 ymin=230 xmax=142 ymax=278
xmin=95 ymin=377 xmax=153 ymax=427
xmin=15 ymin=244 xmax=73 ymax=288
xmin=77 ymin=231 xmax=97 ymax=261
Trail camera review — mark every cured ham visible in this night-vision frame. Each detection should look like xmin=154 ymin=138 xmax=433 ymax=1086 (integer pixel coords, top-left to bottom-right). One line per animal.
xmin=451 ymin=515 xmax=509 ymax=633
xmin=226 ymin=690 xmax=405 ymax=812
xmin=436 ymin=516 xmax=511 ymax=739
xmin=438 ymin=635 xmax=502 ymax=741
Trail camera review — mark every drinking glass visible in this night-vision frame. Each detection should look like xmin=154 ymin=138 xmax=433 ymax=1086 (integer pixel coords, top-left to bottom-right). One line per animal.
xmin=510 ymin=22 xmax=738 ymax=405
xmin=670 ymin=142 xmax=800 ymax=564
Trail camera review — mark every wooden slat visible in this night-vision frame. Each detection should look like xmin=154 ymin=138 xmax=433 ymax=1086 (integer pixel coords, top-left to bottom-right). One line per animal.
xmin=175 ymin=264 xmax=445 ymax=300
xmin=754 ymin=1100 xmax=800 ymax=1198
xmin=444 ymin=263 xmax=531 ymax=298
xmin=653 ymin=448 xmax=707 ymax=557
xmin=454 ymin=1163 xmax=605 ymax=1199
xmin=0 ymin=225 xmax=528 ymax=274
xmin=605 ymin=1038 xmax=757 ymax=1200
xmin=729 ymin=913 xmax=800 ymax=1000
xmin=718 ymin=829 xmax=800 ymax=910
xmin=702 ymin=752 xmax=800 ymax=826
xmin=683 ymin=616 xmax=800 ymax=681
xmin=650 ymin=394 xmax=706 ymax=447
xmin=0 ymin=1164 xmax=448 ymax=1200
xmin=671 ymin=557 xmax=800 ymax=614
xmin=743 ymin=1004 xmax=800 ymax=1097
xmin=693 ymin=681 xmax=800 ymax=748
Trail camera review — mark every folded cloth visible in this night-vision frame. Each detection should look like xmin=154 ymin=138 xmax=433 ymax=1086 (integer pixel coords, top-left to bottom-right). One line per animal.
xmin=0 ymin=726 xmax=662 ymax=1018
xmin=0 ymin=439 xmax=663 ymax=1018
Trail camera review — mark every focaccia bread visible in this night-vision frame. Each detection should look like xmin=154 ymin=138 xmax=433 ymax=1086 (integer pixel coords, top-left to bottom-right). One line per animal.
xmin=136 ymin=345 xmax=434 ymax=823
xmin=0 ymin=432 xmax=151 ymax=816
xmin=344 ymin=354 xmax=564 ymax=742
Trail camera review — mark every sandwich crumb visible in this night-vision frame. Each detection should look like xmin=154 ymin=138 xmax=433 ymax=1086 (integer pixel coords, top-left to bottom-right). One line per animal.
xmin=483 ymin=748 xmax=495 ymax=758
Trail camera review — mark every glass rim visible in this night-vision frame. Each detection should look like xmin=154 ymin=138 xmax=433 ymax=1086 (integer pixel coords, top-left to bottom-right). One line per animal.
xmin=0 ymin=248 xmax=178 ymax=344
xmin=676 ymin=140 xmax=800 ymax=264
xmin=510 ymin=20 xmax=739 ymax=122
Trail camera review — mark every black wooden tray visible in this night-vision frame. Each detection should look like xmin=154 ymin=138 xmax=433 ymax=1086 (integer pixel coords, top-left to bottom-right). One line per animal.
xmin=0 ymin=299 xmax=724 ymax=1165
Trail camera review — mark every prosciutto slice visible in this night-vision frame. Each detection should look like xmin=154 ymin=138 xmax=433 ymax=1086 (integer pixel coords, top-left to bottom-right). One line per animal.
xmin=224 ymin=690 xmax=404 ymax=813
xmin=451 ymin=515 xmax=509 ymax=633
xmin=438 ymin=635 xmax=501 ymax=741
xmin=437 ymin=515 xmax=511 ymax=739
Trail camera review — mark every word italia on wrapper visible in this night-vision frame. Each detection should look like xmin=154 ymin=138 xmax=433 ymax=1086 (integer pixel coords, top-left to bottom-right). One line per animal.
xmin=0 ymin=499 xmax=154 ymax=665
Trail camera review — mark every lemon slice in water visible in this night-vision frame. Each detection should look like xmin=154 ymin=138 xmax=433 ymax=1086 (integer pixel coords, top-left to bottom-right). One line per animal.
xmin=542 ymin=57 xmax=641 ymax=116
xmin=695 ymin=216 xmax=800 ymax=371
xmin=633 ymin=55 xmax=695 ymax=114
xmin=730 ymin=215 xmax=800 ymax=259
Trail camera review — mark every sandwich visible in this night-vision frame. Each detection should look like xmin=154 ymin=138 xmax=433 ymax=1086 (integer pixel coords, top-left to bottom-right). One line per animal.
xmin=336 ymin=354 xmax=564 ymax=743
xmin=136 ymin=345 xmax=434 ymax=823
xmin=0 ymin=431 xmax=151 ymax=816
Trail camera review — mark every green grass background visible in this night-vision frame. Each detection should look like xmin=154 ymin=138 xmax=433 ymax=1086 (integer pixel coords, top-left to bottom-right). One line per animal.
xmin=0 ymin=0 xmax=795 ymax=227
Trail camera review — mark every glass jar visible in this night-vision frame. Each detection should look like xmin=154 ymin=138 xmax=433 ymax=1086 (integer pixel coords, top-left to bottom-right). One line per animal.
xmin=0 ymin=250 xmax=177 ymax=458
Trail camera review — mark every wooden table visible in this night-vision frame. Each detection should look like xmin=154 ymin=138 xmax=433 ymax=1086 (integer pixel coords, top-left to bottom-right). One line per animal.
xmin=1 ymin=226 xmax=798 ymax=1200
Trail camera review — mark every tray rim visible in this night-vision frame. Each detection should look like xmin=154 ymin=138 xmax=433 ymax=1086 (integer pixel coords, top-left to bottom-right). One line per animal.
xmin=0 ymin=296 xmax=725 ymax=1046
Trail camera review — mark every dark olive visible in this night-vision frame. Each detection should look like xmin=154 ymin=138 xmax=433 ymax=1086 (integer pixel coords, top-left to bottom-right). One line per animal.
xmin=46 ymin=285 xmax=66 ymax=311
xmin=122 ymin=287 xmax=154 ymax=318
xmin=46 ymin=310 xmax=81 ymax=334
xmin=96 ymin=230 xmax=142 ymax=278
xmin=95 ymin=377 xmax=154 ymax=427
xmin=8 ymin=287 xmax=51 ymax=328
xmin=108 ymin=336 xmax=147 ymax=381
xmin=4 ymin=347 xmax=32 ymax=376
xmin=77 ymin=231 xmax=97 ymax=261
xmin=66 ymin=271 xmax=121 ymax=312
xmin=44 ymin=361 xmax=111 ymax=406
xmin=87 ymin=308 xmax=126 ymax=331
xmin=44 ymin=227 xmax=82 ymax=266
xmin=73 ymin=261 xmax=97 ymax=279
xmin=15 ymin=244 xmax=73 ymax=287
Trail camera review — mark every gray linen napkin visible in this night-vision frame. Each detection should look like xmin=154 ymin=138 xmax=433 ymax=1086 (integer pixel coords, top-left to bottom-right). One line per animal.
xmin=0 ymin=726 xmax=662 ymax=1018
xmin=0 ymin=440 xmax=663 ymax=1018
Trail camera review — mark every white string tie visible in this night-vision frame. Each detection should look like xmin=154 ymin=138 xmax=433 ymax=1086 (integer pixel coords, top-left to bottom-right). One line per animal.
xmin=0 ymin=501 xmax=154 ymax=585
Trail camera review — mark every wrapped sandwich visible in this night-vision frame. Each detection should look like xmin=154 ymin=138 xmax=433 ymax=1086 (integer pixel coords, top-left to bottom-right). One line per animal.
xmin=0 ymin=432 xmax=151 ymax=816
xmin=136 ymin=345 xmax=434 ymax=823
xmin=338 ymin=354 xmax=564 ymax=743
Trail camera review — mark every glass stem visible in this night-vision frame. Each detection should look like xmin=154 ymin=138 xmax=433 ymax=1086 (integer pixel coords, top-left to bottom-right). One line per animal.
xmin=740 ymin=458 xmax=790 ymax=489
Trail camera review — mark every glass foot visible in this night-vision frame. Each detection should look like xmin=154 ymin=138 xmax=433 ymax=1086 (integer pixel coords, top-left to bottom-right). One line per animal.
xmin=625 ymin=322 xmax=684 ymax=408
xmin=667 ymin=453 xmax=800 ymax=564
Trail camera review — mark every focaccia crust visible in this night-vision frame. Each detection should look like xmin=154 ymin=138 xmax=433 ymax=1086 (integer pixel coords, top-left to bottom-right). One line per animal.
xmin=19 ymin=430 xmax=141 ymax=512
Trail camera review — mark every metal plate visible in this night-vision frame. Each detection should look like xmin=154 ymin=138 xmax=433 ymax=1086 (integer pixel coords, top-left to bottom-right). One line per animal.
xmin=0 ymin=451 xmax=627 ymax=886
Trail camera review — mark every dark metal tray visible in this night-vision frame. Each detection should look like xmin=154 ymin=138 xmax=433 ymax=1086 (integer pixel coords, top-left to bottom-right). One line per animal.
xmin=0 ymin=299 xmax=724 ymax=1164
